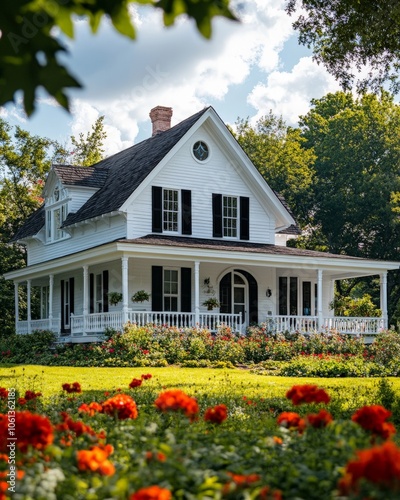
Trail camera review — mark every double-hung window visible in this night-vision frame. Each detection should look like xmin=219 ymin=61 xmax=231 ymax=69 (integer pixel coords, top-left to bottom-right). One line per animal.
xmin=46 ymin=187 xmax=68 ymax=243
xmin=163 ymin=269 xmax=179 ymax=311
xmin=223 ymin=196 xmax=238 ymax=238
xmin=163 ymin=189 xmax=179 ymax=232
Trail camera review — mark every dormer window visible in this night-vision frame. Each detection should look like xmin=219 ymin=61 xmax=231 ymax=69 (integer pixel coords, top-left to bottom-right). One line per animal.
xmin=46 ymin=186 xmax=69 ymax=243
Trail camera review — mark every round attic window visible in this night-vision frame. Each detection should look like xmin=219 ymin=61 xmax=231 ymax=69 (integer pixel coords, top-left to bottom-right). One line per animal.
xmin=193 ymin=141 xmax=209 ymax=161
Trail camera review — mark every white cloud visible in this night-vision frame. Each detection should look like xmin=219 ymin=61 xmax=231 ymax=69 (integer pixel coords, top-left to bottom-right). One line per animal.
xmin=247 ymin=57 xmax=340 ymax=125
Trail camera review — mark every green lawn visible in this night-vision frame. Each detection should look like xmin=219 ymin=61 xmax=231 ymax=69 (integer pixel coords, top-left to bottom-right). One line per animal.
xmin=2 ymin=364 xmax=400 ymax=404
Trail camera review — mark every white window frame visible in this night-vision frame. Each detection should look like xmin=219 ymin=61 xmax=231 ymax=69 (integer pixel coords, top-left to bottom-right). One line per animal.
xmin=223 ymin=195 xmax=238 ymax=238
xmin=45 ymin=186 xmax=69 ymax=243
xmin=163 ymin=188 xmax=179 ymax=233
xmin=163 ymin=268 xmax=179 ymax=311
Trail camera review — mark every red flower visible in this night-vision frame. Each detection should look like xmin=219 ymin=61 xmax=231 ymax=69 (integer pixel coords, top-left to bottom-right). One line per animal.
xmin=0 ymin=411 xmax=53 ymax=452
xmin=227 ymin=472 xmax=260 ymax=486
xmin=145 ymin=451 xmax=167 ymax=462
xmin=0 ymin=389 xmax=8 ymax=399
xmin=277 ymin=412 xmax=306 ymax=432
xmin=130 ymin=486 xmax=172 ymax=500
xmin=259 ymin=486 xmax=283 ymax=500
xmin=77 ymin=444 xmax=115 ymax=476
xmin=154 ymin=390 xmax=199 ymax=419
xmin=141 ymin=374 xmax=152 ymax=380
xmin=286 ymin=384 xmax=330 ymax=405
xmin=62 ymin=382 xmax=82 ymax=393
xmin=24 ymin=390 xmax=42 ymax=401
xmin=78 ymin=402 xmax=102 ymax=416
xmin=129 ymin=378 xmax=143 ymax=389
xmin=204 ymin=404 xmax=228 ymax=424
xmin=352 ymin=405 xmax=396 ymax=439
xmin=307 ymin=409 xmax=333 ymax=428
xmin=338 ymin=441 xmax=400 ymax=495
xmin=102 ymin=394 xmax=138 ymax=420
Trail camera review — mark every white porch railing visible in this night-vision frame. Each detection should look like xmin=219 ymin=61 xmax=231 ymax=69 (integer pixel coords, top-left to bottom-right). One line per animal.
xmin=322 ymin=317 xmax=386 ymax=335
xmin=69 ymin=310 xmax=243 ymax=335
xmin=17 ymin=318 xmax=61 ymax=335
xmin=264 ymin=315 xmax=385 ymax=335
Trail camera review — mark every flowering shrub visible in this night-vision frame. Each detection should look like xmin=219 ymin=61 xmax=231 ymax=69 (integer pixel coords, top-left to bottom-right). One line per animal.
xmin=351 ymin=405 xmax=396 ymax=440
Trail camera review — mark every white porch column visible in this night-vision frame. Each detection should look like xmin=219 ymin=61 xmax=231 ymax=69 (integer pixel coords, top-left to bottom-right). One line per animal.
xmin=14 ymin=282 xmax=19 ymax=333
xmin=194 ymin=261 xmax=200 ymax=327
xmin=380 ymin=272 xmax=388 ymax=329
xmin=27 ymin=279 xmax=31 ymax=334
xmin=49 ymin=274 xmax=54 ymax=321
xmin=82 ymin=266 xmax=88 ymax=335
xmin=317 ymin=269 xmax=323 ymax=331
xmin=122 ymin=257 xmax=129 ymax=324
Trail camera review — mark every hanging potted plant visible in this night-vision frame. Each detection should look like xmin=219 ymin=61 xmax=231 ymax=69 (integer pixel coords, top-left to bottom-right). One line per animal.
xmin=202 ymin=297 xmax=220 ymax=311
xmin=108 ymin=292 xmax=123 ymax=306
xmin=131 ymin=290 xmax=151 ymax=303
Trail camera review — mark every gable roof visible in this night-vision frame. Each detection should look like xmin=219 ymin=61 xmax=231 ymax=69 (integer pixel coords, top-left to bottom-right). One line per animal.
xmin=62 ymin=108 xmax=209 ymax=227
xmin=11 ymin=106 xmax=297 ymax=241
xmin=53 ymin=165 xmax=109 ymax=188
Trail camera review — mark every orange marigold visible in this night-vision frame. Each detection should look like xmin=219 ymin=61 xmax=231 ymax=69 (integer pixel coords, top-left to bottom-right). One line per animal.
xmin=102 ymin=394 xmax=138 ymax=420
xmin=286 ymin=384 xmax=330 ymax=405
xmin=154 ymin=390 xmax=199 ymax=419
xmin=130 ymin=486 xmax=172 ymax=500
xmin=204 ymin=404 xmax=228 ymax=424
xmin=277 ymin=411 xmax=306 ymax=432
xmin=0 ymin=411 xmax=53 ymax=453
xmin=352 ymin=405 xmax=396 ymax=440
xmin=338 ymin=441 xmax=400 ymax=495
xmin=78 ymin=402 xmax=103 ymax=416
xmin=307 ymin=409 xmax=333 ymax=428
xmin=77 ymin=444 xmax=115 ymax=476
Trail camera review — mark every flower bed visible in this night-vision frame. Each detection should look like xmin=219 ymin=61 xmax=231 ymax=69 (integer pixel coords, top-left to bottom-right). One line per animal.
xmin=1 ymin=326 xmax=400 ymax=377
xmin=1 ymin=376 xmax=400 ymax=499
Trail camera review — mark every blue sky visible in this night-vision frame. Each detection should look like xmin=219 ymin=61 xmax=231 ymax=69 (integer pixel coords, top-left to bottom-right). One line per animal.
xmin=1 ymin=0 xmax=340 ymax=156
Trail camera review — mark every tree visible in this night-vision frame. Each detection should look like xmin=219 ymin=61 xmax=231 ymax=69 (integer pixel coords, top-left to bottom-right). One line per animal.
xmin=70 ymin=115 xmax=106 ymax=166
xmin=0 ymin=116 xmax=107 ymax=335
xmin=234 ymin=112 xmax=315 ymax=226
xmin=1 ymin=0 xmax=236 ymax=116
xmin=286 ymin=0 xmax=400 ymax=94
xmin=0 ymin=119 xmax=57 ymax=335
xmin=295 ymin=91 xmax=400 ymax=323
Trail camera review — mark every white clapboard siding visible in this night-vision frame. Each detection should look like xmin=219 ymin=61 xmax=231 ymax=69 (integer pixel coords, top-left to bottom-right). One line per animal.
xmin=127 ymin=129 xmax=275 ymax=244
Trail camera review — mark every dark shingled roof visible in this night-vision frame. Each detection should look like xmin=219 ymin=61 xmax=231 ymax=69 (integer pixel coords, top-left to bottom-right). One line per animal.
xmin=126 ymin=234 xmax=363 ymax=260
xmin=277 ymin=224 xmax=302 ymax=235
xmin=62 ymin=107 xmax=209 ymax=227
xmin=11 ymin=205 xmax=45 ymax=242
xmin=53 ymin=165 xmax=109 ymax=188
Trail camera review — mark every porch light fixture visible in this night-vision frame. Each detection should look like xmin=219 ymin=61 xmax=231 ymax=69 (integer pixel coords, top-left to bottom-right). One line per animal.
xmin=266 ymin=288 xmax=272 ymax=297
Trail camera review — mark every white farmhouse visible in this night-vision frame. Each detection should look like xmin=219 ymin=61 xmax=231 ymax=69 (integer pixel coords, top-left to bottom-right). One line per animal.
xmin=5 ymin=106 xmax=399 ymax=342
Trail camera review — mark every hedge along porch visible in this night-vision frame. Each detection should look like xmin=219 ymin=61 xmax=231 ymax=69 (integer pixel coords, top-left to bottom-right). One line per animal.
xmin=7 ymin=235 xmax=398 ymax=343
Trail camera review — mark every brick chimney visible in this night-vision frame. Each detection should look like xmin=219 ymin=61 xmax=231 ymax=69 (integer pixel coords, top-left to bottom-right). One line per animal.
xmin=149 ymin=106 xmax=173 ymax=136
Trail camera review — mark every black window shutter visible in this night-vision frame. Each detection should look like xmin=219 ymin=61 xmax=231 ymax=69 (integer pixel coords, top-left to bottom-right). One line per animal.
xmin=152 ymin=266 xmax=163 ymax=311
xmin=69 ymin=278 xmax=75 ymax=316
xmin=61 ymin=280 xmax=65 ymax=331
xmin=240 ymin=196 xmax=250 ymax=240
xmin=181 ymin=268 xmax=192 ymax=312
xmin=89 ymin=273 xmax=94 ymax=314
xmin=219 ymin=273 xmax=232 ymax=313
xmin=181 ymin=190 xmax=192 ymax=235
xmin=103 ymin=270 xmax=109 ymax=312
xmin=152 ymin=186 xmax=163 ymax=233
xmin=212 ymin=193 xmax=222 ymax=237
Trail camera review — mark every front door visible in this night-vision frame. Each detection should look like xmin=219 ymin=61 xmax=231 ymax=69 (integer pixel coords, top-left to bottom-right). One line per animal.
xmin=220 ymin=270 xmax=258 ymax=328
